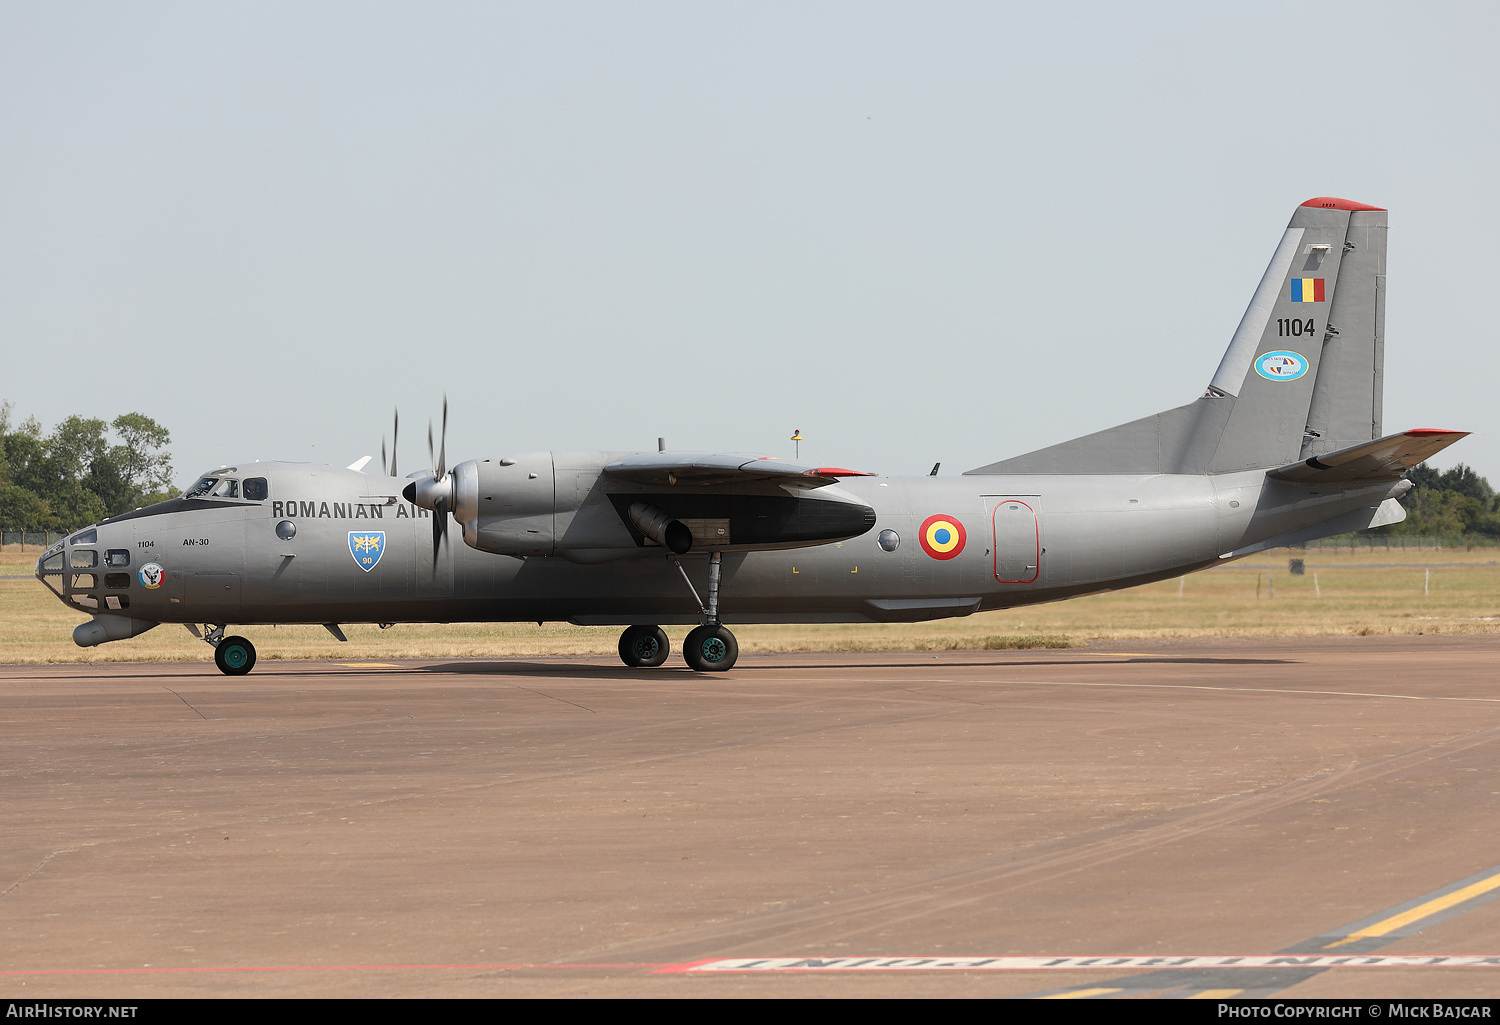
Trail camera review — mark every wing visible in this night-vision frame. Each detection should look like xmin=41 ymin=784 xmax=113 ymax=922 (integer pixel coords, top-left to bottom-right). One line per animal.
xmin=603 ymin=452 xmax=874 ymax=490
xmin=1267 ymin=428 xmax=1469 ymax=484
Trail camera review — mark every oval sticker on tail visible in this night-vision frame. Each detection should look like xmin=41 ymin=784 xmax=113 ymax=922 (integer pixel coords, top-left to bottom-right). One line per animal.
xmin=1256 ymin=350 xmax=1308 ymax=381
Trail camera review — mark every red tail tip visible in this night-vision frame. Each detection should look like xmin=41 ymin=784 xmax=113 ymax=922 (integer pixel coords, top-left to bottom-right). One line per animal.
xmin=1300 ymin=197 xmax=1386 ymax=211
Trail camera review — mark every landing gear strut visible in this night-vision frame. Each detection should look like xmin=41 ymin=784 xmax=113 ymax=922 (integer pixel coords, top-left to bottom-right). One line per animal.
xmin=200 ymin=623 xmax=257 ymax=676
xmin=671 ymin=551 xmax=739 ymax=672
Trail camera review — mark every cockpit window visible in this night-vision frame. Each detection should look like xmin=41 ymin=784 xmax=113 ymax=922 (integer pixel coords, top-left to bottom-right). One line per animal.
xmin=243 ymin=477 xmax=268 ymax=501
xmin=69 ymin=529 xmax=97 ymax=545
xmin=183 ymin=477 xmax=219 ymax=499
xmin=211 ymin=479 xmax=240 ymax=498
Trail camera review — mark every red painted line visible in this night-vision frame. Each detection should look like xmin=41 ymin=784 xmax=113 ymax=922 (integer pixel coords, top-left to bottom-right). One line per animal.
xmin=651 ymin=959 xmax=721 ymax=974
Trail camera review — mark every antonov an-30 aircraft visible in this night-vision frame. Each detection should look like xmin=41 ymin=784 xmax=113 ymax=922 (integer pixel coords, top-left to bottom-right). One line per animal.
xmin=37 ymin=197 xmax=1465 ymax=675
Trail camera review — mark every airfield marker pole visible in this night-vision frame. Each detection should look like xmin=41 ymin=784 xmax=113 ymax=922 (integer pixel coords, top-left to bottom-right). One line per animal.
xmin=1256 ymin=573 xmax=1261 ymax=599
xmin=1268 ymin=573 xmax=1274 ymax=598
xmin=1425 ymin=568 xmax=1430 ymax=596
xmin=1314 ymin=572 xmax=1321 ymax=599
xmin=1178 ymin=577 xmax=1184 ymax=599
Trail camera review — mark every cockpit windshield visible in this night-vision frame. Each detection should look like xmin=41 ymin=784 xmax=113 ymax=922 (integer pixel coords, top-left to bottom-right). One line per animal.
xmin=183 ymin=477 xmax=219 ymax=499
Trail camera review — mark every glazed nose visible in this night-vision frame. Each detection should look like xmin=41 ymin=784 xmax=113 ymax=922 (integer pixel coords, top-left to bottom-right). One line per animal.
xmin=35 ymin=541 xmax=67 ymax=596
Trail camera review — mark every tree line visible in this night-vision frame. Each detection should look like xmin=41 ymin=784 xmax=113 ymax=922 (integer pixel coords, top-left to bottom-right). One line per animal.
xmin=1377 ymin=462 xmax=1500 ymax=541
xmin=0 ymin=403 xmax=175 ymax=533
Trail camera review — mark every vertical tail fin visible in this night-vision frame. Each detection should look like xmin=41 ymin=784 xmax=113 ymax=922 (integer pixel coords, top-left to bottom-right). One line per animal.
xmin=967 ymin=197 xmax=1387 ymax=476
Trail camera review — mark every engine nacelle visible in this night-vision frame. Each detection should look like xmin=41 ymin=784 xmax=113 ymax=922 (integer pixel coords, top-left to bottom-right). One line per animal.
xmin=456 ymin=453 xmax=556 ymax=557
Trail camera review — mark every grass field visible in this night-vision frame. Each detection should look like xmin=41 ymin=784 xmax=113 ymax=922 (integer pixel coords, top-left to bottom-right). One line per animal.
xmin=3 ymin=544 xmax=1498 ymax=665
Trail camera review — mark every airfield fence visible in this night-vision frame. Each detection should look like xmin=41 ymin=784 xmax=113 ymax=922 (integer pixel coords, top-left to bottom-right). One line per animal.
xmin=1303 ymin=534 xmax=1497 ymax=552
xmin=1 ymin=531 xmax=66 ymax=548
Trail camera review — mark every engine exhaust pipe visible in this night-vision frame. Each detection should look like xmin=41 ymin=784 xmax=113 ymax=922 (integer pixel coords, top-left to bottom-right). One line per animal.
xmin=628 ymin=502 xmax=693 ymax=555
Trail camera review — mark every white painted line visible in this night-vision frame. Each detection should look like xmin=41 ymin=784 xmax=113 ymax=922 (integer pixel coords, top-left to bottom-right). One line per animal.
xmin=663 ymin=954 xmax=1500 ymax=973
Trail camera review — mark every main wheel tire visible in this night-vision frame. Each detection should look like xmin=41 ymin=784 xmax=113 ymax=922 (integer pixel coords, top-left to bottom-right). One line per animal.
xmin=214 ymin=635 xmax=257 ymax=676
xmin=618 ymin=625 xmax=670 ymax=668
xmin=683 ymin=624 xmax=738 ymax=672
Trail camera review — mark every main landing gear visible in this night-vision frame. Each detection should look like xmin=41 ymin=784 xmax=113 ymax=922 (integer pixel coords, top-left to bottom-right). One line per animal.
xmin=682 ymin=623 xmax=737 ymax=672
xmin=615 ymin=551 xmax=739 ymax=672
xmin=618 ymin=625 xmax=669 ymax=667
xmin=198 ymin=624 xmax=257 ymax=676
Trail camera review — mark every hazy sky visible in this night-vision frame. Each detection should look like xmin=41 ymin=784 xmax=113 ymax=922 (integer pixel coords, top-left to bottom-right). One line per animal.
xmin=3 ymin=2 xmax=1497 ymax=487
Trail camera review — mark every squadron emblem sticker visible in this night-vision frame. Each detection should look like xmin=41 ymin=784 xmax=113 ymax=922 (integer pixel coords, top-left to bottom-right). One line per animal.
xmin=138 ymin=563 xmax=165 ymax=589
xmin=918 ymin=515 xmax=967 ymax=561
xmin=1255 ymin=350 xmax=1308 ymax=381
xmin=349 ymin=531 xmax=386 ymax=572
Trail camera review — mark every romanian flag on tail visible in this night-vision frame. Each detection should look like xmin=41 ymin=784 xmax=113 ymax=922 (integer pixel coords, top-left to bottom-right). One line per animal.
xmin=1291 ymin=278 xmax=1326 ymax=303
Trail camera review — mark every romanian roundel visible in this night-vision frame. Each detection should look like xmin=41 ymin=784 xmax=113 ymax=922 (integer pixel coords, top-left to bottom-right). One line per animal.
xmin=918 ymin=514 xmax=967 ymax=560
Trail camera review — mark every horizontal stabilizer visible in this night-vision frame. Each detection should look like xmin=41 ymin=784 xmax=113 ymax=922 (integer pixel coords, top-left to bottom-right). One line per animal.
xmin=1267 ymin=429 xmax=1468 ymax=485
xmin=604 ymin=452 xmax=873 ymax=489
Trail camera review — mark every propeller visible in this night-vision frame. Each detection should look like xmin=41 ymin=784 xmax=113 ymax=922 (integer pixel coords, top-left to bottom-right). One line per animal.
xmin=402 ymin=396 xmax=453 ymax=567
xmin=429 ymin=396 xmax=448 ymax=564
xmin=382 ymin=408 xmax=399 ymax=478
xmin=428 ymin=396 xmax=447 ymax=482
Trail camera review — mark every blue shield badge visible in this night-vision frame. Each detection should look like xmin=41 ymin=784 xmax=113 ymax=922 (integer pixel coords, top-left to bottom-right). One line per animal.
xmin=349 ymin=531 xmax=385 ymax=572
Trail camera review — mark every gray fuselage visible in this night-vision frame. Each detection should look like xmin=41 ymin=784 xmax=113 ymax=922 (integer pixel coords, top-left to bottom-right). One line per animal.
xmin=43 ymin=456 xmax=1400 ymax=629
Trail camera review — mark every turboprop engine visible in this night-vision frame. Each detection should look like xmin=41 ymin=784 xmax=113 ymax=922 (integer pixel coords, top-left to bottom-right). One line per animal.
xmin=404 ymin=454 xmax=556 ymax=559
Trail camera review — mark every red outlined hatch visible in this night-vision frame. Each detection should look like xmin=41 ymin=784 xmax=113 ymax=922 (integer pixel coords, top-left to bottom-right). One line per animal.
xmin=990 ymin=498 xmax=1039 ymax=583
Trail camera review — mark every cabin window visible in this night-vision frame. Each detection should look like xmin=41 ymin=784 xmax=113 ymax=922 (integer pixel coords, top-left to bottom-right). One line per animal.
xmin=243 ymin=477 xmax=269 ymax=501
xmin=105 ymin=549 xmax=130 ymax=567
xmin=275 ymin=520 xmax=297 ymax=540
xmin=877 ymin=529 xmax=901 ymax=552
xmin=71 ymin=549 xmax=98 ymax=568
xmin=105 ymin=573 xmax=130 ymax=589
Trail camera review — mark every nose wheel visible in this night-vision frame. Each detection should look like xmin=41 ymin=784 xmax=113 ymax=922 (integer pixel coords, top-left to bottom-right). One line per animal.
xmin=212 ymin=634 xmax=257 ymax=676
xmin=618 ymin=625 xmax=670 ymax=668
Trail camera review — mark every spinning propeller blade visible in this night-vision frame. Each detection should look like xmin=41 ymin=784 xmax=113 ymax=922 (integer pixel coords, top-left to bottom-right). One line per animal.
xmin=423 ymin=395 xmax=450 ymax=566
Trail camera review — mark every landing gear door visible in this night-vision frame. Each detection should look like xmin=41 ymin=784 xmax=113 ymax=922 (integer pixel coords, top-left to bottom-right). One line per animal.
xmin=985 ymin=497 xmax=1041 ymax=584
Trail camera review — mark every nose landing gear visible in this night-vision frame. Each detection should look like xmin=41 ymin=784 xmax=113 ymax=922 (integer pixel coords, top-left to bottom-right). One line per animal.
xmin=214 ymin=636 xmax=257 ymax=676
xmin=198 ymin=624 xmax=257 ymax=676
